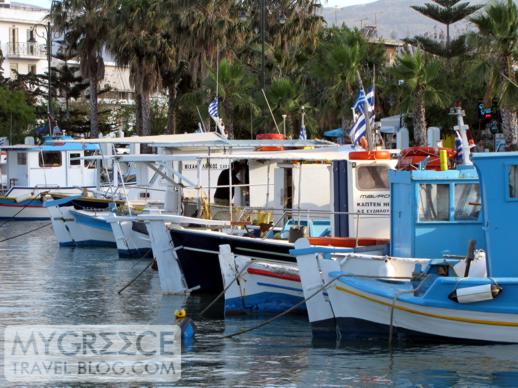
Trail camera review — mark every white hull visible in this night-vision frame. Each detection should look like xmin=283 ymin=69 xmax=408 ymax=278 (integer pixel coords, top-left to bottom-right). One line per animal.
xmin=218 ymin=245 xmax=305 ymax=314
xmin=329 ymin=281 xmax=518 ymax=343
xmin=294 ymin=239 xmax=428 ymax=335
xmin=109 ymin=217 xmax=151 ymax=257
xmin=48 ymin=206 xmax=115 ymax=246
xmin=0 ymin=188 xmax=84 ymax=220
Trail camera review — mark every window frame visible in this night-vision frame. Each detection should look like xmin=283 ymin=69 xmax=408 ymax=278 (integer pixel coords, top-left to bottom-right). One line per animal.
xmin=506 ymin=164 xmax=518 ymax=202
xmin=417 ymin=181 xmax=482 ymax=224
xmin=38 ymin=151 xmax=62 ymax=168
xmin=355 ymin=164 xmax=390 ymax=191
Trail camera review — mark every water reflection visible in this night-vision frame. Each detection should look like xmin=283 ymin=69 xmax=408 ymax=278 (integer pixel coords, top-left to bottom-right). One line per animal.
xmin=1 ymin=222 xmax=518 ymax=387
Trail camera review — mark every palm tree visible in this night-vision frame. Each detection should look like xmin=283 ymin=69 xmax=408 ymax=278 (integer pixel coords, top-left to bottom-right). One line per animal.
xmin=205 ymin=58 xmax=258 ymax=139
xmin=392 ymin=49 xmax=448 ymax=146
xmin=52 ymin=0 xmax=111 ymax=138
xmin=471 ymin=0 xmax=518 ymax=150
xmin=109 ymin=0 xmax=174 ymax=136
xmin=308 ymin=28 xmax=372 ymax=131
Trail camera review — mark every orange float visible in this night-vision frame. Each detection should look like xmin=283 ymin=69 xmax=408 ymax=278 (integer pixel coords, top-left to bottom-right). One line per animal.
xmin=256 ymin=133 xmax=284 ymax=151
xmin=348 ymin=150 xmax=391 ymax=160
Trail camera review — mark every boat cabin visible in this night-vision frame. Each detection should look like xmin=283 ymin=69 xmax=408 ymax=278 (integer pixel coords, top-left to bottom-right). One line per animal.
xmin=473 ymin=152 xmax=518 ymax=277
xmin=390 ymin=167 xmax=485 ymax=258
xmin=2 ymin=136 xmax=99 ymax=190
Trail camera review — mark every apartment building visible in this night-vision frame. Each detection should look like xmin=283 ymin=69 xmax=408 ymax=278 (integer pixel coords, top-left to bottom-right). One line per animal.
xmin=0 ymin=0 xmax=49 ymax=78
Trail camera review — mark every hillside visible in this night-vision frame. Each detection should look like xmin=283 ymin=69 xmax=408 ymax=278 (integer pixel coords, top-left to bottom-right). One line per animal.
xmin=320 ymin=0 xmax=511 ymax=40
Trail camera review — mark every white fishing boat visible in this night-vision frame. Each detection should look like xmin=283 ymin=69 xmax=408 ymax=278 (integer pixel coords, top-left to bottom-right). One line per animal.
xmin=0 ymin=135 xmax=100 ymax=220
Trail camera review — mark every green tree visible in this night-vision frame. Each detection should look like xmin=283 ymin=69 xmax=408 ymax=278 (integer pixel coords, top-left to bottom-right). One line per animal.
xmin=392 ymin=49 xmax=448 ymax=146
xmin=52 ymin=0 xmax=111 ymax=138
xmin=307 ymin=27 xmax=383 ymax=133
xmin=0 ymin=86 xmax=36 ymax=144
xmin=109 ymin=0 xmax=174 ymax=136
xmin=410 ymin=0 xmax=482 ymax=58
xmin=205 ymin=58 xmax=258 ymax=139
xmin=471 ymin=0 xmax=518 ymax=150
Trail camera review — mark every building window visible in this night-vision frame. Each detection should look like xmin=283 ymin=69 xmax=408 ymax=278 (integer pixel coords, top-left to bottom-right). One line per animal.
xmin=29 ymin=64 xmax=36 ymax=74
xmin=418 ymin=184 xmax=450 ymax=221
xmin=17 ymin=152 xmax=27 ymax=165
xmin=454 ymin=183 xmax=480 ymax=221
xmin=356 ymin=165 xmax=389 ymax=190
xmin=39 ymin=151 xmax=62 ymax=167
xmin=70 ymin=152 xmax=81 ymax=166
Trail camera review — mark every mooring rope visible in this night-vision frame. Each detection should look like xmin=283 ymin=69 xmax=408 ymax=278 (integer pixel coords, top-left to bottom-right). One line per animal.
xmin=117 ymin=249 xmax=154 ymax=294
xmin=223 ymin=273 xmax=413 ymax=339
xmin=0 ymin=222 xmax=51 ymax=243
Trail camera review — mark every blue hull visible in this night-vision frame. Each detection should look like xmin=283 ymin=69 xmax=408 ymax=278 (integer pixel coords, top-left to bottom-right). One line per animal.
xmin=225 ymin=292 xmax=306 ymax=315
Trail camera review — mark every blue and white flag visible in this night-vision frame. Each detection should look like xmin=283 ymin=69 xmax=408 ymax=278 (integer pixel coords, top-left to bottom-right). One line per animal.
xmin=455 ymin=130 xmax=463 ymax=163
xmin=0 ymin=137 xmax=7 ymax=146
xmin=349 ymin=86 xmax=375 ymax=146
xmin=208 ymin=97 xmax=219 ymax=119
xmin=299 ymin=126 xmax=307 ymax=140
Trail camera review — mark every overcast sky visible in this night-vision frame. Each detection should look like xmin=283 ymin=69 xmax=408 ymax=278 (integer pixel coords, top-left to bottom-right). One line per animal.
xmin=21 ymin=0 xmax=377 ymax=9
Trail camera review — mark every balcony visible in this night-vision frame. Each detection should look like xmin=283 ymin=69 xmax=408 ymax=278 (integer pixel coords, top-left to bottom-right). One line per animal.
xmin=6 ymin=42 xmax=47 ymax=59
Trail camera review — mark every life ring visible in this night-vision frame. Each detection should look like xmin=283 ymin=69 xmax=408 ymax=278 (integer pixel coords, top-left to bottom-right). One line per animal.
xmin=396 ymin=147 xmax=456 ymax=171
xmin=256 ymin=133 xmax=284 ymax=151
xmin=349 ymin=150 xmax=391 ymax=160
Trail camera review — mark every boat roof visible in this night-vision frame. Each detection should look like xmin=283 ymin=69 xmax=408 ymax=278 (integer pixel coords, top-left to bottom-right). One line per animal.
xmin=90 ymin=145 xmax=398 ymax=163
xmin=71 ymin=132 xmax=336 ymax=149
xmin=0 ymin=136 xmax=100 ymax=152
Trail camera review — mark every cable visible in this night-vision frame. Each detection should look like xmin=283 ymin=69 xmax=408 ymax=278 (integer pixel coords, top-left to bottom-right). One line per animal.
xmin=0 ymin=222 xmax=51 ymax=243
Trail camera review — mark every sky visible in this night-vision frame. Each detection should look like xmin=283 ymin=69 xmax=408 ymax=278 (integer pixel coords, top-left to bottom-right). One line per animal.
xmin=19 ymin=0 xmax=378 ymax=9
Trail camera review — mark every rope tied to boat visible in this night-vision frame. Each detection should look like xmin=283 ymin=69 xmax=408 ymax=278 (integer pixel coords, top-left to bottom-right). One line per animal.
xmin=222 ymin=273 xmax=413 ymax=339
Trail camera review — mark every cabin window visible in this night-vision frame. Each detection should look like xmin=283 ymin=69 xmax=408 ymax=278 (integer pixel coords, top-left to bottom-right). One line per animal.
xmin=84 ymin=150 xmax=98 ymax=169
xmin=39 ymin=151 xmax=62 ymax=167
xmin=509 ymin=166 xmax=518 ymax=198
xmin=70 ymin=152 xmax=81 ymax=166
xmin=418 ymin=184 xmax=449 ymax=221
xmin=17 ymin=152 xmax=26 ymax=165
xmin=356 ymin=165 xmax=389 ymax=190
xmin=454 ymin=184 xmax=481 ymax=221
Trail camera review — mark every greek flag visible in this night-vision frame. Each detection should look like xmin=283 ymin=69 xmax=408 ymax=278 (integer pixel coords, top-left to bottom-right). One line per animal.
xmin=208 ymin=97 xmax=219 ymax=119
xmin=455 ymin=130 xmax=463 ymax=163
xmin=349 ymin=87 xmax=375 ymax=145
xmin=299 ymin=125 xmax=307 ymax=140
xmin=0 ymin=137 xmax=7 ymax=146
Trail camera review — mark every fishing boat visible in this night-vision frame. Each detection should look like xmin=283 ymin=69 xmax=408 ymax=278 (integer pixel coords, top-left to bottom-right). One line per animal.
xmin=304 ymin=152 xmax=518 ymax=343
xmin=142 ymin=145 xmax=398 ymax=294
xmin=0 ymin=135 xmax=100 ymax=220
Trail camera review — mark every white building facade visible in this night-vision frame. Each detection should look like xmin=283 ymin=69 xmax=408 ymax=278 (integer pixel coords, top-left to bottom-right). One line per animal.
xmin=0 ymin=0 xmax=49 ymax=78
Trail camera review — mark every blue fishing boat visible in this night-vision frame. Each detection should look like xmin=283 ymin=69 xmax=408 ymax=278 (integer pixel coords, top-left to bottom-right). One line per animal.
xmin=320 ymin=151 xmax=518 ymax=343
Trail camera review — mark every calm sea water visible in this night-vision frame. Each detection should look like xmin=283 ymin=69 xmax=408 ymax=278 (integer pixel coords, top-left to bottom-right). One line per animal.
xmin=1 ymin=221 xmax=518 ymax=387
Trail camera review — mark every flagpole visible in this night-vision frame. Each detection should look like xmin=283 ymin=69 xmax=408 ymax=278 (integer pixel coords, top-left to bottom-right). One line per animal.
xmin=216 ymin=43 xmax=219 ymax=99
xmin=356 ymin=70 xmax=374 ymax=151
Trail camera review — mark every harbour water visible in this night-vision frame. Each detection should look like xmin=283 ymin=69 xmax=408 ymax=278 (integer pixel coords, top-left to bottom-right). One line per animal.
xmin=1 ymin=222 xmax=518 ymax=387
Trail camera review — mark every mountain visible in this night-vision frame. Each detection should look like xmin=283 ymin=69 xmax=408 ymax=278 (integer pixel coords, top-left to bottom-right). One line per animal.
xmin=320 ymin=0 xmax=511 ymax=40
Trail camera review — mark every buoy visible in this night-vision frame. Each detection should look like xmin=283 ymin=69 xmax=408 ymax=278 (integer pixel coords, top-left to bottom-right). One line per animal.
xmin=175 ymin=309 xmax=195 ymax=341
xmin=448 ymin=284 xmax=502 ymax=303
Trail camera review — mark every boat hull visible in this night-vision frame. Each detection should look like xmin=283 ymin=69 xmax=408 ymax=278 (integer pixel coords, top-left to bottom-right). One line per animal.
xmin=170 ymin=228 xmax=295 ymax=293
xmin=329 ymin=277 xmax=518 ymax=343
